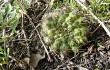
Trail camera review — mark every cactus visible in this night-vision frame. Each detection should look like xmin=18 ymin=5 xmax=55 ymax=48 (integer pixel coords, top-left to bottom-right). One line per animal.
xmin=41 ymin=6 xmax=88 ymax=52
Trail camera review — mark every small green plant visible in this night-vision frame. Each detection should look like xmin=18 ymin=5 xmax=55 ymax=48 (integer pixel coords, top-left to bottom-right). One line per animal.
xmin=95 ymin=67 xmax=100 ymax=70
xmin=0 ymin=47 xmax=10 ymax=65
xmin=0 ymin=0 xmax=31 ymax=68
xmin=0 ymin=2 xmax=20 ymax=68
xmin=90 ymin=0 xmax=110 ymax=18
xmin=42 ymin=2 xmax=88 ymax=52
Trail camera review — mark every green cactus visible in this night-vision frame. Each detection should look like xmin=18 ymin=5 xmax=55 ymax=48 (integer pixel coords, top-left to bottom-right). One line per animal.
xmin=41 ymin=7 xmax=88 ymax=52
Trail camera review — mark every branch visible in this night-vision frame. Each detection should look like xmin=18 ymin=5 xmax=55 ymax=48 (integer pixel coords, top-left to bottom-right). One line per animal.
xmin=17 ymin=0 xmax=51 ymax=60
xmin=75 ymin=0 xmax=110 ymax=37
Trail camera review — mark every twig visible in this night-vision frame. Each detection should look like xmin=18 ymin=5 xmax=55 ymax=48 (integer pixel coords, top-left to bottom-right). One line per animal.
xmin=91 ymin=24 xmax=101 ymax=35
xmin=36 ymin=4 xmax=49 ymax=20
xmin=75 ymin=0 xmax=110 ymax=37
xmin=55 ymin=53 xmax=79 ymax=70
xmin=17 ymin=1 xmax=51 ymax=60
xmin=21 ymin=14 xmax=30 ymax=57
xmin=26 ymin=14 xmax=51 ymax=60
xmin=2 ymin=29 xmax=9 ymax=69
xmin=29 ymin=24 xmax=41 ymax=39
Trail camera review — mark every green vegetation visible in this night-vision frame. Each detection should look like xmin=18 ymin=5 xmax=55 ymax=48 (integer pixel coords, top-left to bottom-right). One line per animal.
xmin=0 ymin=0 xmax=110 ymax=69
xmin=42 ymin=3 xmax=88 ymax=52
xmin=42 ymin=0 xmax=110 ymax=53
xmin=0 ymin=0 xmax=30 ymax=68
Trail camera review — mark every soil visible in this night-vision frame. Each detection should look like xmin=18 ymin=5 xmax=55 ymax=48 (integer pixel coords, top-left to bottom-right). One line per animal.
xmin=36 ymin=37 xmax=110 ymax=70
xmin=1 ymin=1 xmax=110 ymax=70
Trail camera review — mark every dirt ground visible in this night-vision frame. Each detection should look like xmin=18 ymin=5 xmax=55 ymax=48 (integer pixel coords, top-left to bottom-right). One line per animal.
xmin=1 ymin=1 xmax=110 ymax=70
xmin=36 ymin=35 xmax=110 ymax=70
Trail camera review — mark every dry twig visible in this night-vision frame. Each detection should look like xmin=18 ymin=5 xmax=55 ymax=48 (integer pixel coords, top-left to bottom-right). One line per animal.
xmin=75 ymin=0 xmax=110 ymax=37
xmin=17 ymin=0 xmax=51 ymax=60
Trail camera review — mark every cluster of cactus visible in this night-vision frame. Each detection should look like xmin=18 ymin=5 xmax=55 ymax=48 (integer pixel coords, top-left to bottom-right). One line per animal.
xmin=41 ymin=7 xmax=88 ymax=52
